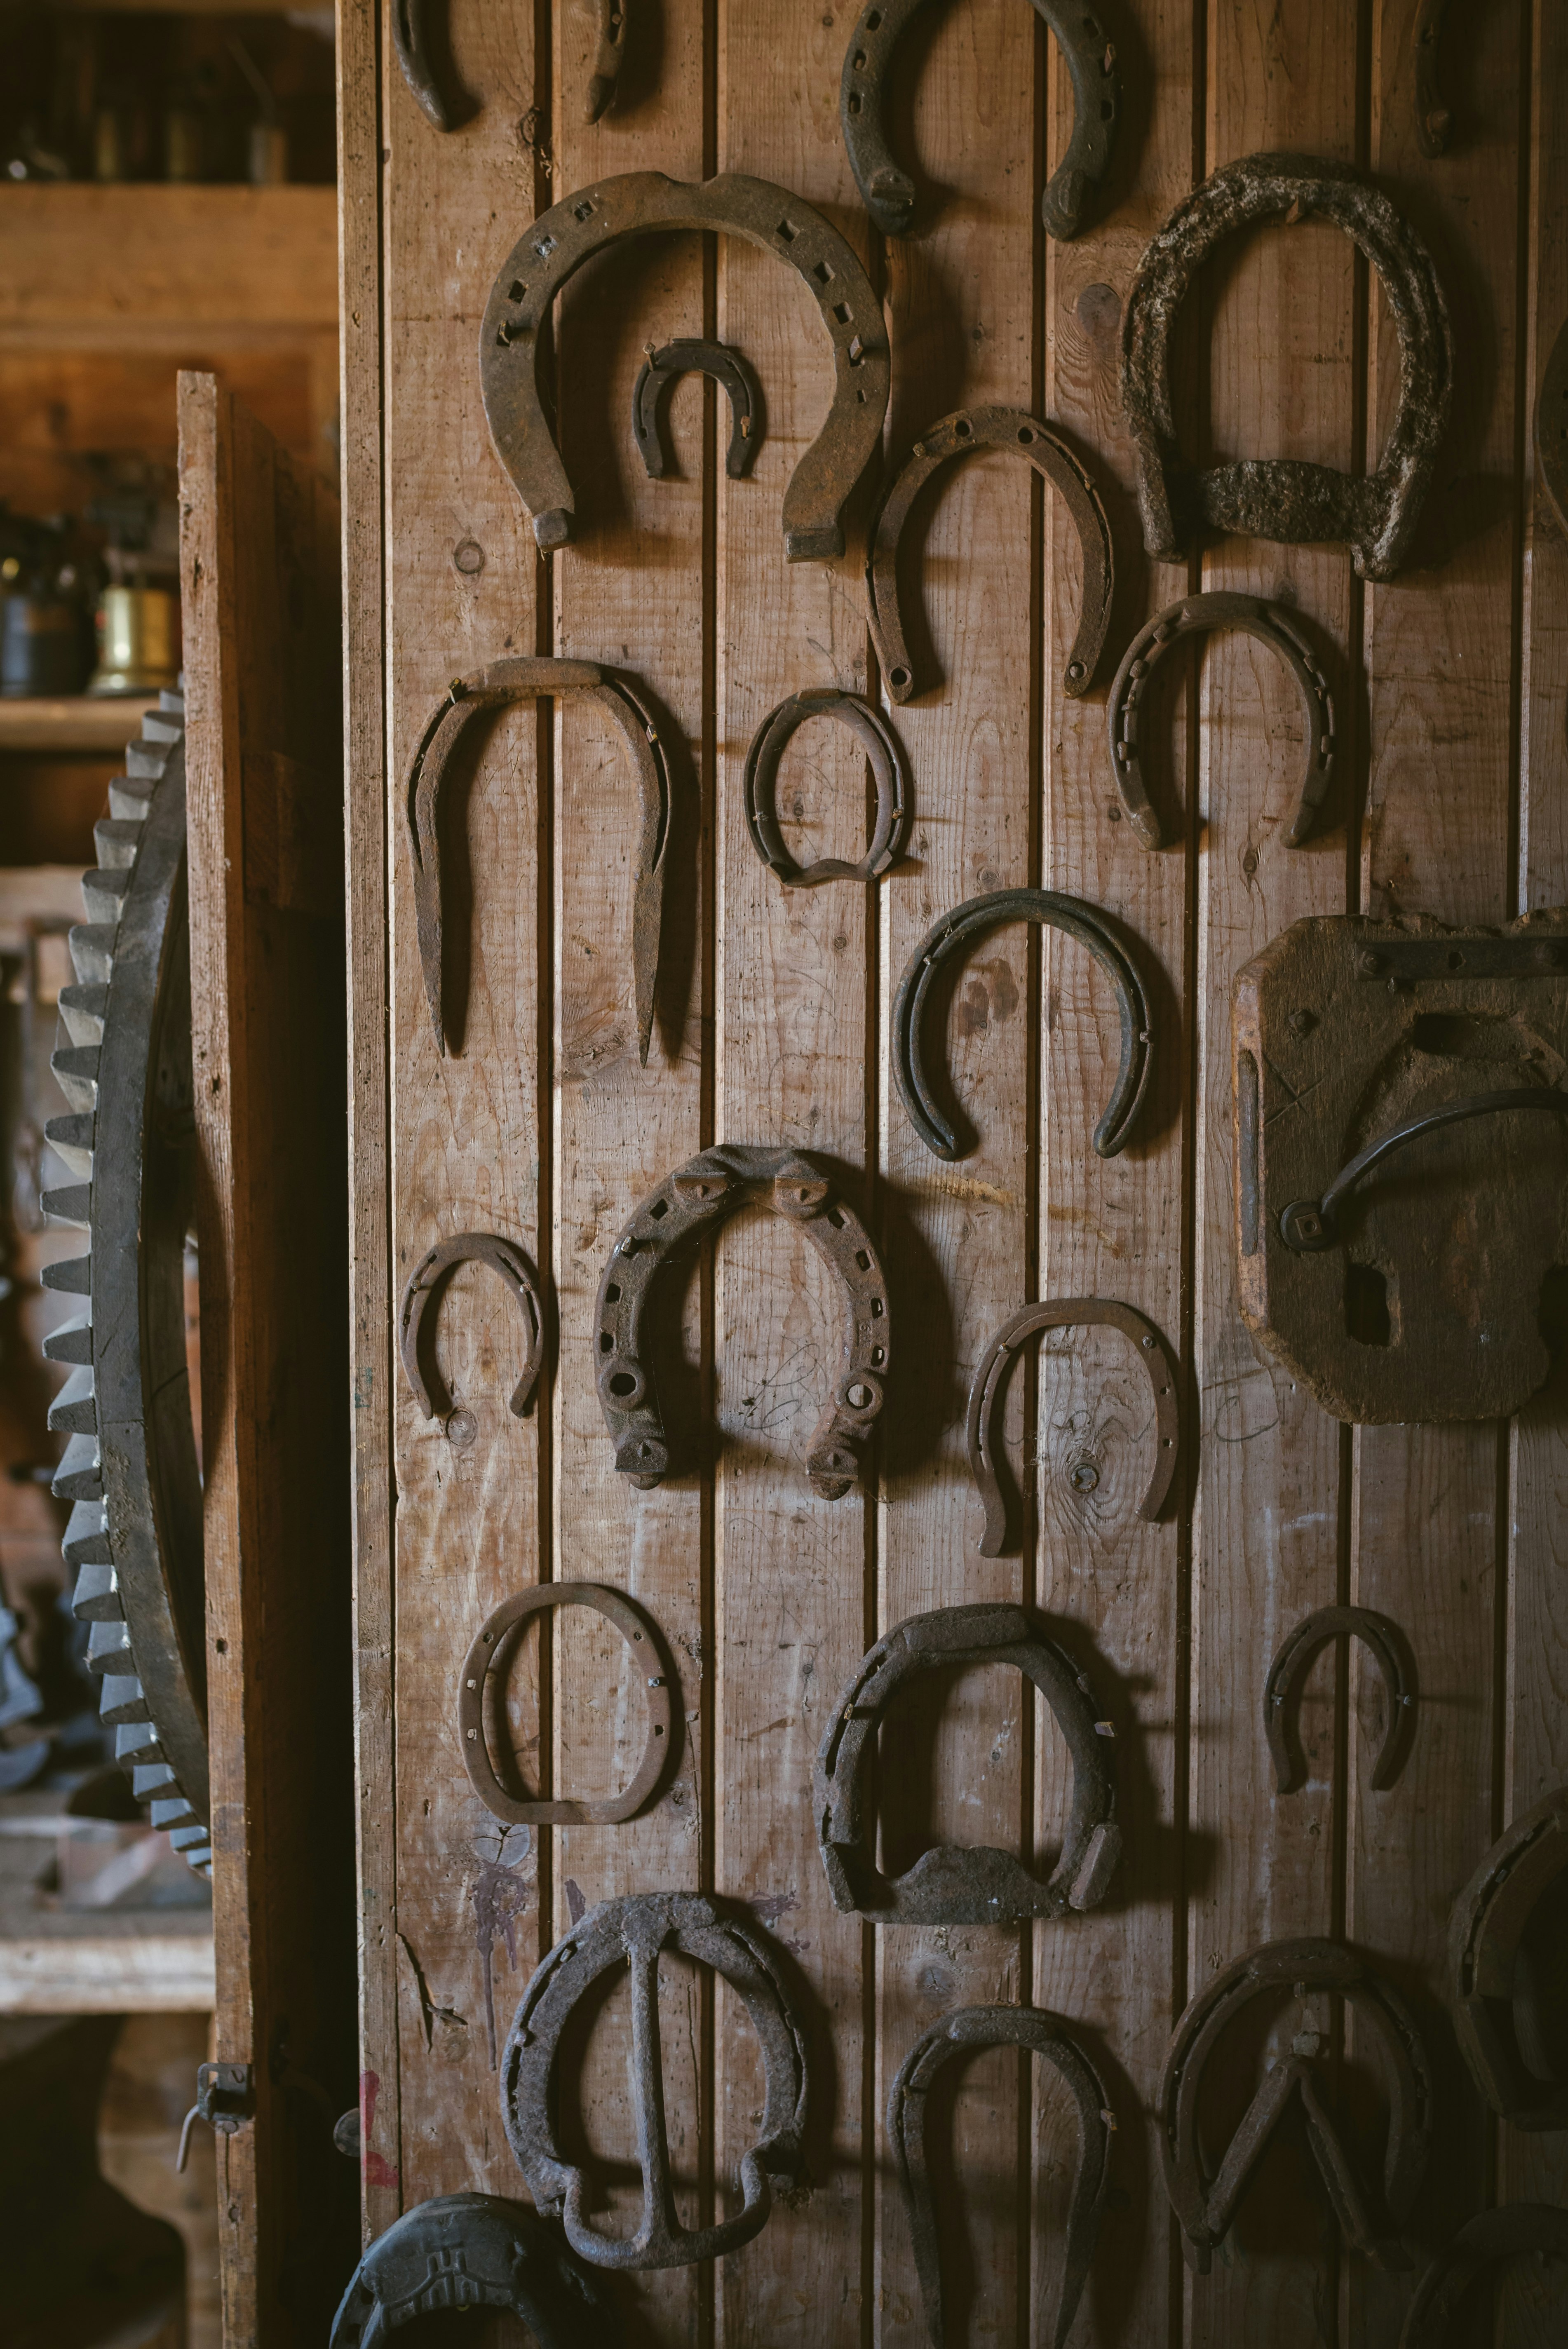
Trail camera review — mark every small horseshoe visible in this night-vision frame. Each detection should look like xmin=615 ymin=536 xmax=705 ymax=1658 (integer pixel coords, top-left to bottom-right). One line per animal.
xmin=743 ymin=688 xmax=913 ymax=886
xmin=584 ymin=0 xmax=627 ymax=121
xmin=1107 ymin=592 xmax=1337 ymax=850
xmin=392 ymin=0 xmax=452 ymax=131
xmin=892 ymin=887 xmax=1153 ymax=1163
xmin=867 ymin=407 xmax=1115 ymax=704
xmin=632 ymin=338 xmax=761 ymax=481
xmin=398 ymin=1233 xmax=547 ymax=1422
xmin=1414 ymin=0 xmax=1455 ymax=157
xmin=967 ymin=1297 xmax=1181 ymax=1555
xmin=1263 ymin=1605 xmax=1418 ymax=1796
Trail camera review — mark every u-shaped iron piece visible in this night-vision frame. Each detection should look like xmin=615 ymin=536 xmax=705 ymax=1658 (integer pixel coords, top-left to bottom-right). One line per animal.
xmin=1448 ymin=1782 xmax=1568 ymax=2131
xmin=1263 ymin=1605 xmax=1418 ymax=1796
xmin=391 ymin=0 xmax=453 ymax=130
xmin=1399 ymin=2206 xmax=1568 ymax=2348
xmin=399 ymin=1232 xmax=547 ymax=1423
xmin=633 ymin=338 xmax=760 ymax=481
xmin=584 ymin=0 xmax=628 ymax=120
xmin=744 ymin=688 xmax=913 ymax=885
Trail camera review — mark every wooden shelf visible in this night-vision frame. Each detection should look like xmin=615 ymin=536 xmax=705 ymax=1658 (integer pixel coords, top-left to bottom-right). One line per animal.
xmin=0 ymin=1797 xmax=213 ymax=2016
xmin=0 ymin=697 xmax=156 ymax=754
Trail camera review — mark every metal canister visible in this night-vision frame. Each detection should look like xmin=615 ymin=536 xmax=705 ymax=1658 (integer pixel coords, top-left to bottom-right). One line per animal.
xmin=88 ymin=585 xmax=181 ymax=696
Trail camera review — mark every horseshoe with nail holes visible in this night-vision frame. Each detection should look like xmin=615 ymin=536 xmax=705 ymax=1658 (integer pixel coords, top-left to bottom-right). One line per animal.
xmin=1107 ymin=592 xmax=1337 ymax=850
xmin=633 ymin=338 xmax=761 ymax=481
xmin=1264 ymin=1605 xmax=1418 ymax=1797
xmin=744 ymin=688 xmax=913 ymax=885
xmin=1399 ymin=2206 xmax=1568 ymax=2348
xmin=405 ymin=657 xmax=670 ymax=1066
xmin=399 ymin=1233 xmax=546 ymax=1422
xmin=329 ymin=2192 xmax=623 ymax=2349
xmin=867 ymin=406 xmax=1114 ymax=704
xmin=1448 ymin=1782 xmax=1568 ymax=2131
xmin=481 ymin=173 xmax=889 ymax=560
xmin=966 ymin=1297 xmax=1180 ymax=1555
xmin=893 ymin=887 xmax=1153 ymax=1163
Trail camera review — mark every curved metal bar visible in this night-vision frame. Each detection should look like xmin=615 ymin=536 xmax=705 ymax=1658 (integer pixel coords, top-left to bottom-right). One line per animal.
xmin=815 ymin=1603 xmax=1120 ymax=1924
xmin=583 ymin=0 xmax=627 ymax=121
xmin=892 ymin=888 xmax=1153 ymax=1164
xmin=405 ymin=656 xmax=670 ymax=1067
xmin=1264 ymin=1605 xmax=1418 ymax=1796
xmin=1279 ymin=1086 xmax=1568 ymax=1252
xmin=888 ymin=2006 xmax=1114 ymax=2349
xmin=966 ymin=1297 xmax=1180 ymax=1555
xmin=1399 ymin=2206 xmax=1568 ymax=2348
xmin=500 ymin=1893 xmax=810 ymax=2270
xmin=398 ymin=1232 xmax=546 ymax=1423
xmin=633 ymin=336 xmax=760 ymax=481
xmin=1448 ymin=1782 xmax=1568 ymax=2131
xmin=481 ymin=173 xmax=890 ymax=559
xmin=391 ymin=0 xmax=453 ymax=131
xmin=743 ymin=688 xmax=913 ymax=885
xmin=840 ymin=0 xmax=1121 ymax=242
xmin=1535 ymin=311 xmax=1568 ymax=538
xmin=1107 ymin=591 xmax=1337 ymax=850
xmin=330 ymin=2192 xmax=624 ymax=2349
xmin=1414 ymin=0 xmax=1455 ymax=158
xmin=1122 ymin=153 xmax=1453 ymax=580
xmin=867 ymin=406 xmax=1114 ymax=704
xmin=594 ymin=1144 xmax=889 ymax=1499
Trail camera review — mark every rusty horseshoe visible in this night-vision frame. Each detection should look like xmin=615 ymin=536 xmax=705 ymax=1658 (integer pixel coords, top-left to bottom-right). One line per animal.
xmin=405 ymin=658 xmax=669 ymax=1066
xmin=841 ymin=0 xmax=1121 ymax=242
xmin=893 ymin=887 xmax=1153 ymax=1163
xmin=330 ymin=2192 xmax=624 ymax=2349
xmin=584 ymin=0 xmax=627 ymax=120
xmin=391 ymin=0 xmax=453 ymax=130
xmin=867 ymin=407 xmax=1114 ymax=704
xmin=1265 ymin=1606 xmax=1418 ymax=1798
xmin=1107 ymin=592 xmax=1337 ymax=850
xmin=744 ymin=688 xmax=913 ymax=885
xmin=1399 ymin=2207 xmax=1568 ymax=2349
xmin=481 ymin=174 xmax=890 ymax=559
xmin=1122 ymin=154 xmax=1453 ymax=580
xmin=815 ymin=1603 xmax=1120 ymax=1924
xmin=888 ymin=2006 xmax=1114 ymax=2349
xmin=500 ymin=1892 xmax=810 ymax=2269
xmin=967 ymin=1297 xmax=1180 ymax=1555
xmin=633 ymin=337 xmax=761 ymax=481
xmin=1447 ymin=1782 xmax=1568 ymax=2132
xmin=399 ymin=1232 xmax=547 ymax=1423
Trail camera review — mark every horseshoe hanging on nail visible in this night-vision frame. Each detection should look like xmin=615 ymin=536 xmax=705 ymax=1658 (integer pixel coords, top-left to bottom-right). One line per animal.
xmin=583 ymin=0 xmax=628 ymax=120
xmin=391 ymin=0 xmax=453 ymax=130
xmin=399 ymin=1232 xmax=547 ymax=1422
xmin=632 ymin=338 xmax=761 ymax=481
xmin=744 ymin=688 xmax=913 ymax=885
xmin=1399 ymin=2206 xmax=1568 ymax=2348
xmin=1264 ymin=1606 xmax=1418 ymax=1797
xmin=1447 ymin=1782 xmax=1568 ymax=2131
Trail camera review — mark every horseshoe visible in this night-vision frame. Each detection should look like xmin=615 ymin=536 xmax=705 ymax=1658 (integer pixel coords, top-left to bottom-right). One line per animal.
xmin=329 ymin=2192 xmax=624 ymax=2349
xmin=1162 ymin=1937 xmax=1436 ymax=2275
xmin=1414 ymin=0 xmax=1455 ymax=157
xmin=1107 ymin=592 xmax=1337 ymax=851
xmin=481 ymin=173 xmax=890 ymax=559
xmin=815 ymin=1602 xmax=1120 ymax=1924
xmin=398 ymin=1232 xmax=547 ymax=1423
xmin=867 ymin=406 xmax=1114 ymax=704
xmin=743 ymin=688 xmax=913 ymax=885
xmin=391 ymin=0 xmax=452 ymax=131
xmin=888 ymin=2005 xmax=1114 ymax=2349
xmin=1399 ymin=2206 xmax=1568 ymax=2348
xmin=595 ymin=1144 xmax=888 ymax=1499
xmin=893 ymin=887 xmax=1153 ymax=1163
xmin=405 ymin=657 xmax=670 ymax=1066
xmin=1264 ymin=1606 xmax=1418 ymax=1797
xmin=1535 ymin=313 xmax=1568 ymax=538
xmin=1447 ymin=1781 xmax=1568 ymax=2131
xmin=459 ymin=1583 xmax=674 ymax=1826
xmin=632 ymin=337 xmax=761 ymax=481
xmin=500 ymin=1892 xmax=810 ymax=2270
xmin=840 ymin=0 xmax=1121 ymax=242
xmin=966 ymin=1297 xmax=1180 ymax=1555
xmin=1122 ymin=153 xmax=1453 ymax=581
xmin=583 ymin=0 xmax=627 ymax=121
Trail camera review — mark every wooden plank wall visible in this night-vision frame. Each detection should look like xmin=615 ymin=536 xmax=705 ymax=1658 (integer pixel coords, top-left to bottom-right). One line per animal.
xmin=340 ymin=0 xmax=1568 ymax=2339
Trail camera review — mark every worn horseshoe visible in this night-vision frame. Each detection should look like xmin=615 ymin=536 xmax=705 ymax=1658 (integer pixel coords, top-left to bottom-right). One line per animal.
xmin=1399 ymin=2206 xmax=1568 ymax=2348
xmin=595 ymin=1144 xmax=889 ymax=1500
xmin=501 ymin=1893 xmax=810 ymax=2270
xmin=744 ymin=688 xmax=913 ymax=885
xmin=399 ymin=1232 xmax=546 ymax=1423
xmin=888 ymin=2006 xmax=1114 ymax=2349
xmin=330 ymin=2193 xmax=624 ymax=2349
xmin=391 ymin=0 xmax=453 ymax=131
xmin=893 ymin=888 xmax=1153 ymax=1163
xmin=584 ymin=0 xmax=627 ymax=120
xmin=482 ymin=173 xmax=890 ymax=559
xmin=967 ymin=1297 xmax=1180 ymax=1555
xmin=868 ymin=407 xmax=1114 ymax=704
xmin=633 ymin=338 xmax=761 ymax=481
xmin=1447 ymin=1782 xmax=1568 ymax=2131
xmin=405 ymin=657 xmax=670 ymax=1066
xmin=1535 ymin=313 xmax=1568 ymax=538
xmin=841 ymin=0 xmax=1121 ymax=242
xmin=1107 ymin=592 xmax=1337 ymax=850
xmin=1122 ymin=153 xmax=1453 ymax=580
xmin=1264 ymin=1606 xmax=1418 ymax=1797
xmin=1414 ymin=0 xmax=1455 ymax=157
xmin=815 ymin=1603 xmax=1120 ymax=1924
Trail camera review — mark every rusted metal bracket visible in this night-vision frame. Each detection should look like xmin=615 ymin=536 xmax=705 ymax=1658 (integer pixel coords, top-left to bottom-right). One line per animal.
xmin=815 ymin=1603 xmax=1120 ymax=1924
xmin=1162 ymin=1937 xmax=1435 ymax=2275
xmin=1537 ymin=314 xmax=1568 ymax=537
xmin=841 ymin=0 xmax=1120 ymax=242
xmin=894 ymin=887 xmax=1152 ymax=1163
xmin=391 ymin=0 xmax=452 ymax=130
xmin=176 ymin=2062 xmax=254 ymax=2171
xmin=398 ymin=1232 xmax=546 ymax=1424
xmin=594 ymin=1143 xmax=888 ymax=1499
xmin=633 ymin=337 xmax=760 ymax=481
xmin=1447 ymin=1783 xmax=1568 ymax=2131
xmin=867 ymin=407 xmax=1114 ymax=704
xmin=1280 ymin=1087 xmax=1568 ymax=1254
xmin=966 ymin=1297 xmax=1180 ymax=1555
xmin=405 ymin=657 xmax=669 ymax=1066
xmin=501 ymin=1892 xmax=810 ymax=2269
xmin=1399 ymin=2206 xmax=1568 ymax=2348
xmin=330 ymin=2192 xmax=624 ymax=2349
xmin=1414 ymin=0 xmax=1455 ymax=157
xmin=1264 ymin=1606 xmax=1418 ymax=1795
xmin=459 ymin=1582 xmax=674 ymax=1826
xmin=889 ymin=2005 xmax=1114 ymax=2349
xmin=584 ymin=0 xmax=627 ymax=120
xmin=1122 ymin=153 xmax=1453 ymax=580
xmin=1107 ymin=591 xmax=1336 ymax=850
xmin=744 ymin=688 xmax=912 ymax=885
xmin=482 ymin=174 xmax=890 ymax=559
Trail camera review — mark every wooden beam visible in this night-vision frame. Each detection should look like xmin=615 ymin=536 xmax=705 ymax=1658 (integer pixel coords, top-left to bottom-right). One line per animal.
xmin=0 ymin=188 xmax=337 ymax=339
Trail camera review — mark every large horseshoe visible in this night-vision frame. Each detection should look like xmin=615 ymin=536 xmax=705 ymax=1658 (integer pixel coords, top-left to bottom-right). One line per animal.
xmin=867 ymin=406 xmax=1114 ymax=704
xmin=892 ymin=887 xmax=1153 ymax=1163
xmin=398 ymin=1233 xmax=547 ymax=1424
xmin=405 ymin=657 xmax=670 ymax=1066
xmin=632 ymin=338 xmax=761 ymax=481
xmin=1263 ymin=1606 xmax=1418 ymax=1797
xmin=481 ymin=173 xmax=890 ymax=560
xmin=840 ymin=0 xmax=1122 ymax=242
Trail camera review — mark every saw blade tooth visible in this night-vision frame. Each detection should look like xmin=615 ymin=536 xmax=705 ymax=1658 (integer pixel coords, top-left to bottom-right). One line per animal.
xmin=63 ymin=1500 xmax=110 ymax=1568
xmin=108 ymin=778 xmax=156 ymax=822
xmin=124 ymin=743 xmax=167 ymax=780
xmin=42 ymin=1319 xmax=93 ymax=1367
xmin=58 ymin=983 xmax=108 ymax=1046
xmin=41 ymin=1254 xmax=92 ymax=1298
xmin=140 ymin=710 xmax=182 ymax=746
xmin=49 ymin=1047 xmax=100 ymax=1115
xmin=41 ymin=1183 xmax=92 ymax=1232
xmin=93 ymin=818 xmax=146 ymax=870
xmin=68 ymin=923 xmax=120 ymax=984
xmin=99 ymin=1673 xmax=150 ymax=1727
xmin=115 ymin=1720 xmax=166 ymax=1767
xmin=150 ymin=1795 xmax=199 ymax=1833
xmin=81 ymin=867 xmax=133 ymax=923
xmin=43 ymin=1112 xmax=94 ymax=1177
xmin=133 ymin=1763 xmax=180 ymax=1803
xmin=157 ymin=688 xmax=185 ymax=716
xmin=52 ymin=1431 xmax=103 ymax=1502
xmin=71 ymin=1558 xmax=120 ymax=1622
xmin=47 ymin=1366 xmax=96 ymax=1437
xmin=86 ymin=1616 xmax=133 ymax=1674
